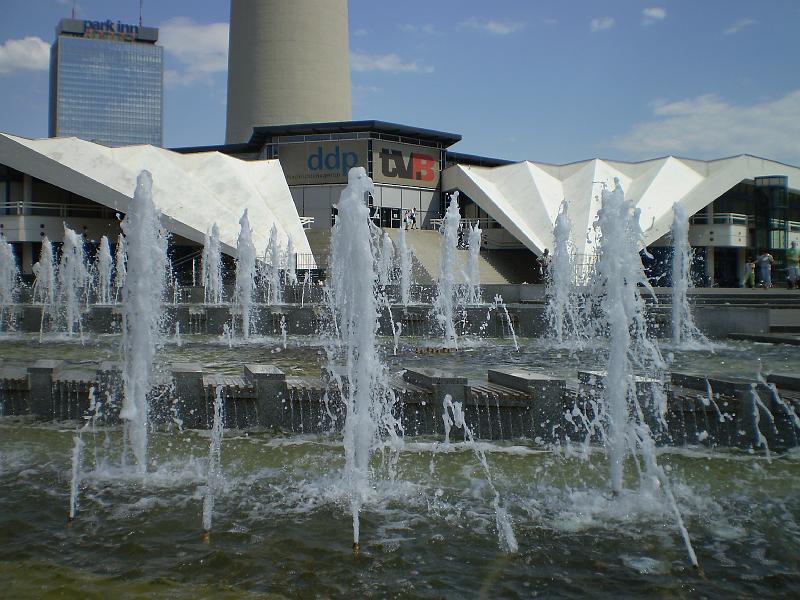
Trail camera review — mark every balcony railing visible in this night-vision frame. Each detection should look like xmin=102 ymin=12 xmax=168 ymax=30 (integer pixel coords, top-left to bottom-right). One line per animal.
xmin=688 ymin=212 xmax=749 ymax=226
xmin=0 ymin=201 xmax=117 ymax=219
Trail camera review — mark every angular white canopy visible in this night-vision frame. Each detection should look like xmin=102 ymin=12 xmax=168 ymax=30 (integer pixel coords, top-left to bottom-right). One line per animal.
xmin=0 ymin=133 xmax=313 ymax=260
xmin=443 ymin=155 xmax=800 ymax=257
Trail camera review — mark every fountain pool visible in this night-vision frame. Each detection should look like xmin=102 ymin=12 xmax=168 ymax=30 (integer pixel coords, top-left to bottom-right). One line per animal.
xmin=1 ymin=333 xmax=800 ymax=597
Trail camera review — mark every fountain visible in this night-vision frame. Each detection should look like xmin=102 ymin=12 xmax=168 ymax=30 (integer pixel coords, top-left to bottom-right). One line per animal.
xmin=113 ymin=233 xmax=127 ymax=302
xmin=377 ymin=232 xmax=394 ymax=288
xmin=0 ymin=235 xmax=19 ymax=330
xmin=546 ymin=199 xmax=586 ymax=346
xmin=234 ymin=209 xmax=257 ymax=338
xmin=671 ymin=203 xmax=707 ymax=347
xmin=93 ymin=236 xmax=114 ymax=305
xmin=265 ymin=224 xmax=283 ymax=305
xmin=590 ymin=178 xmax=697 ymax=566
xmin=433 ymin=192 xmax=461 ymax=348
xmin=327 ymin=166 xmax=401 ymax=549
xmin=463 ymin=222 xmax=482 ymax=304
xmin=119 ymin=170 xmax=168 ymax=475
xmin=58 ymin=225 xmax=89 ymax=337
xmin=202 ymin=386 xmax=225 ymax=535
xmin=202 ymin=223 xmax=223 ymax=305
xmin=397 ymin=225 xmax=413 ymax=306
xmin=285 ymin=235 xmax=297 ymax=286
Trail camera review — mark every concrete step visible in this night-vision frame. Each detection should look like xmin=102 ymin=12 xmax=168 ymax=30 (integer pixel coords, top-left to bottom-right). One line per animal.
xmin=385 ymin=229 xmax=536 ymax=285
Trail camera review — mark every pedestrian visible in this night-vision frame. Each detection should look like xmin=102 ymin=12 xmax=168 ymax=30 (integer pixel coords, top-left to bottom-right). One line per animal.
xmin=410 ymin=207 xmax=417 ymax=229
xmin=403 ymin=210 xmax=410 ymax=231
xmin=787 ymin=241 xmax=800 ymax=289
xmin=756 ymin=249 xmax=774 ymax=288
xmin=742 ymin=257 xmax=755 ymax=288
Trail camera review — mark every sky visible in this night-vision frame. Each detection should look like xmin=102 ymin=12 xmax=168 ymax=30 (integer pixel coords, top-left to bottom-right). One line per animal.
xmin=0 ymin=0 xmax=798 ymax=165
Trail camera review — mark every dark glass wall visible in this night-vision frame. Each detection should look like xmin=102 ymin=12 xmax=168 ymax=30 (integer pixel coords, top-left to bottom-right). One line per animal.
xmin=51 ymin=36 xmax=163 ymax=146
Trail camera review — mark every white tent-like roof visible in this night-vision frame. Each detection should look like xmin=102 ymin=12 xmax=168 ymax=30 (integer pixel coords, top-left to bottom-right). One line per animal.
xmin=443 ymin=155 xmax=800 ymax=257
xmin=0 ymin=133 xmax=313 ymax=261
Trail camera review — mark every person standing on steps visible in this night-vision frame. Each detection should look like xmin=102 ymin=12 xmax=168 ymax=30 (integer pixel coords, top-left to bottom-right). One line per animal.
xmin=787 ymin=241 xmax=800 ymax=290
xmin=756 ymin=249 xmax=774 ymax=288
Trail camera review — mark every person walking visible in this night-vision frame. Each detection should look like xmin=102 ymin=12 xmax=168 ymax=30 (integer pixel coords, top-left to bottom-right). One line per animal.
xmin=742 ymin=257 xmax=756 ymax=288
xmin=787 ymin=241 xmax=800 ymax=289
xmin=756 ymin=249 xmax=774 ymax=288
xmin=410 ymin=207 xmax=418 ymax=229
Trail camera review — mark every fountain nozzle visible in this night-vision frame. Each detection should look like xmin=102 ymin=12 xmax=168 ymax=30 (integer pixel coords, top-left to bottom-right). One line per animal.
xmin=352 ymin=542 xmax=360 ymax=557
xmin=202 ymin=530 xmax=210 ymax=544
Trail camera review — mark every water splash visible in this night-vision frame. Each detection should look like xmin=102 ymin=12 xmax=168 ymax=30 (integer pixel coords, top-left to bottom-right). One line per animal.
xmin=265 ymin=225 xmax=283 ymax=305
xmin=119 ymin=171 xmax=168 ymax=476
xmin=234 ymin=209 xmax=257 ymax=338
xmin=202 ymin=224 xmax=223 ymax=305
xmin=591 ymin=178 xmax=697 ymax=567
xmin=671 ymin=203 xmax=707 ymax=347
xmin=546 ymin=199 xmax=586 ymax=347
xmin=286 ymin=235 xmax=297 ymax=286
xmin=113 ymin=234 xmax=127 ymax=303
xmin=202 ymin=386 xmax=225 ymax=533
xmin=58 ymin=226 xmax=89 ymax=338
xmin=328 ymin=166 xmax=401 ymax=547
xmin=442 ymin=394 xmax=518 ymax=553
xmin=0 ymin=236 xmax=19 ymax=326
xmin=397 ymin=226 xmax=413 ymax=306
xmin=378 ymin=232 xmax=394 ymax=288
xmin=433 ymin=193 xmax=460 ymax=349
xmin=463 ymin=223 xmax=482 ymax=305
xmin=94 ymin=235 xmax=114 ymax=304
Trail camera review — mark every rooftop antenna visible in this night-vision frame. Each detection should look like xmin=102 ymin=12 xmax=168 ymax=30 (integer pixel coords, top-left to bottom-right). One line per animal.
xmin=71 ymin=0 xmax=76 ymax=19
xmin=139 ymin=0 xmax=143 ymax=27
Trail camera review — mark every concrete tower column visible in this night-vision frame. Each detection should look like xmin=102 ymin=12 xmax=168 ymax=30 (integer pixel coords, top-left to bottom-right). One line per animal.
xmin=225 ymin=0 xmax=352 ymax=144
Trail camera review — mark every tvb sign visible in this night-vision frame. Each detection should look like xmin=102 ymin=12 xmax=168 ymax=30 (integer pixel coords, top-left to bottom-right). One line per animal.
xmin=279 ymin=140 xmax=368 ymax=185
xmin=373 ymin=141 xmax=440 ymax=189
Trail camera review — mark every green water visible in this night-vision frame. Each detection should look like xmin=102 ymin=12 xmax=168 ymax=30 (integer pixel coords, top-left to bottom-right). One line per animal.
xmin=2 ymin=334 xmax=800 ymax=597
xmin=1 ymin=420 xmax=799 ymax=598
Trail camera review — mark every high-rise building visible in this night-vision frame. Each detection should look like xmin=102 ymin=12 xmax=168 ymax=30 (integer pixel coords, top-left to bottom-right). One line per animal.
xmin=49 ymin=18 xmax=163 ymax=147
xmin=225 ymin=0 xmax=352 ymax=144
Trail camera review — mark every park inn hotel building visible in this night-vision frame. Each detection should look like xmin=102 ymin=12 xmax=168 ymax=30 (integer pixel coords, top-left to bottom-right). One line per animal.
xmin=2 ymin=2 xmax=800 ymax=286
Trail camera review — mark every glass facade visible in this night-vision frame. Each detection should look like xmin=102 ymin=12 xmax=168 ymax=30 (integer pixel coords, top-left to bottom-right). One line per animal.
xmin=50 ymin=36 xmax=163 ymax=147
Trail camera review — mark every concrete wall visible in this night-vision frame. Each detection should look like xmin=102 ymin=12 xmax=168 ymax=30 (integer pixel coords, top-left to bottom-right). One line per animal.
xmin=225 ymin=0 xmax=352 ymax=143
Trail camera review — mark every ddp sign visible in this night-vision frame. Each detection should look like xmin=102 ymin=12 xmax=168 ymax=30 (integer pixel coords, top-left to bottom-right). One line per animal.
xmin=278 ymin=140 xmax=368 ymax=185
xmin=373 ymin=141 xmax=440 ymax=189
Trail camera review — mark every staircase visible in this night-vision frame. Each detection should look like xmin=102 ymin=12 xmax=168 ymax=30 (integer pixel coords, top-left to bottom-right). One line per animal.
xmin=385 ymin=229 xmax=535 ymax=284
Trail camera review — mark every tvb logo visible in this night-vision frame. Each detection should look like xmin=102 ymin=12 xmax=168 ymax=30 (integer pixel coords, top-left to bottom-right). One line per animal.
xmin=380 ymin=148 xmax=437 ymax=182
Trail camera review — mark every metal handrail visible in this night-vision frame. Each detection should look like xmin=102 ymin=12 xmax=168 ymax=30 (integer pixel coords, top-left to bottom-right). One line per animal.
xmin=429 ymin=217 xmax=498 ymax=230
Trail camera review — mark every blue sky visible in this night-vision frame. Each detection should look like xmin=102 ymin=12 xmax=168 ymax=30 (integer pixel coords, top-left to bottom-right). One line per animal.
xmin=1 ymin=0 xmax=798 ymax=165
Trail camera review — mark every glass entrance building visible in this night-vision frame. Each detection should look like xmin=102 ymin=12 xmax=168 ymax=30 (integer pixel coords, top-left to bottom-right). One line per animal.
xmin=48 ymin=18 xmax=163 ymax=147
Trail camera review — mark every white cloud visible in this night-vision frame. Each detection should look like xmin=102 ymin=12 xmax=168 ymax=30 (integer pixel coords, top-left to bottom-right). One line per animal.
xmin=642 ymin=8 xmax=667 ymax=26
xmin=724 ymin=18 xmax=756 ymax=34
xmin=458 ymin=17 xmax=524 ymax=35
xmin=350 ymin=51 xmax=433 ymax=74
xmin=0 ymin=36 xmax=50 ymax=75
xmin=612 ymin=90 xmax=800 ymax=164
xmin=590 ymin=17 xmax=615 ymax=32
xmin=159 ymin=17 xmax=228 ymax=85
xmin=399 ymin=23 xmax=439 ymax=35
